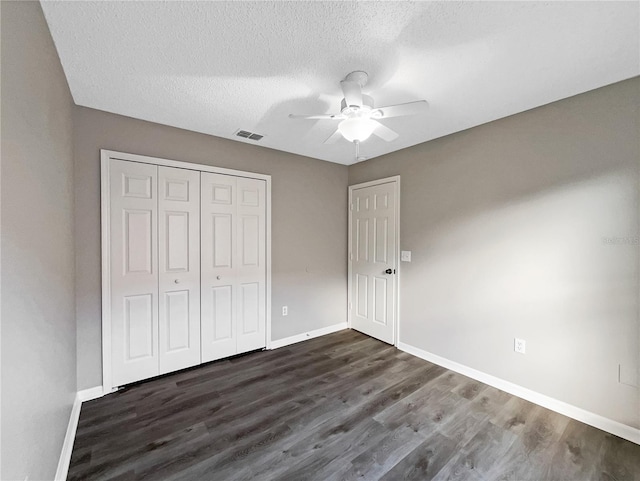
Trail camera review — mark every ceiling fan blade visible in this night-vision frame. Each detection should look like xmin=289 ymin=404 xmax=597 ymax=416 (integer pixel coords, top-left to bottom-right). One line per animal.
xmin=372 ymin=121 xmax=399 ymax=142
xmin=324 ymin=129 xmax=343 ymax=144
xmin=374 ymin=100 xmax=429 ymax=119
xmin=289 ymin=113 xmax=342 ymax=120
xmin=340 ymin=80 xmax=363 ymax=107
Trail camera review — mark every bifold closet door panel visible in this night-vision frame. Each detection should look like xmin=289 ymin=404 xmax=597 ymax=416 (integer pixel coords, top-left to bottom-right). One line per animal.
xmin=158 ymin=166 xmax=201 ymax=374
xmin=236 ymin=177 xmax=267 ymax=353
xmin=201 ymin=173 xmax=267 ymax=362
xmin=201 ymin=173 xmax=237 ymax=362
xmin=110 ymin=160 xmax=160 ymax=386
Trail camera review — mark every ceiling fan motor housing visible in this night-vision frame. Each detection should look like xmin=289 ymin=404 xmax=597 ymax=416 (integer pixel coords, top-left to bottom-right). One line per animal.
xmin=341 ymin=94 xmax=374 ymax=114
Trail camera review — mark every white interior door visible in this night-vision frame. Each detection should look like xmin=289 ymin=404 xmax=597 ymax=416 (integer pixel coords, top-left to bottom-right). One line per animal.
xmin=110 ymin=160 xmax=159 ymax=386
xmin=350 ymin=180 xmax=398 ymax=344
xmin=235 ymin=177 xmax=267 ymax=353
xmin=158 ymin=166 xmax=201 ymax=374
xmin=200 ymin=173 xmax=266 ymax=362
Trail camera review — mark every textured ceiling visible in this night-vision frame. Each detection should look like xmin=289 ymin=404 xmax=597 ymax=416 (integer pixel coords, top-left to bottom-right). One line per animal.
xmin=41 ymin=1 xmax=639 ymax=165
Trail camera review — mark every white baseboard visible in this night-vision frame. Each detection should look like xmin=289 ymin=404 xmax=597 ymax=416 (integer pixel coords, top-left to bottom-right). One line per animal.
xmin=55 ymin=386 xmax=104 ymax=480
xmin=270 ymin=322 xmax=348 ymax=350
xmin=398 ymin=341 xmax=640 ymax=445
xmin=55 ymin=393 xmax=82 ymax=481
xmin=78 ymin=386 xmax=105 ymax=402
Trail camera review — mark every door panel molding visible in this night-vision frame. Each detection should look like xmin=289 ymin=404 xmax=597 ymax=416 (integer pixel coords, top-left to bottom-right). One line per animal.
xmin=348 ymin=176 xmax=400 ymax=346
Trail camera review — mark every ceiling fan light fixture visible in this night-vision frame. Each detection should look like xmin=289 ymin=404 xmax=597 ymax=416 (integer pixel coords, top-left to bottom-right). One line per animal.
xmin=338 ymin=117 xmax=377 ymax=142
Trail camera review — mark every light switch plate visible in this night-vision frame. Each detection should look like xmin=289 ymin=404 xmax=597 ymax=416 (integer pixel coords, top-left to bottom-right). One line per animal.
xmin=619 ymin=364 xmax=639 ymax=387
xmin=401 ymin=251 xmax=412 ymax=262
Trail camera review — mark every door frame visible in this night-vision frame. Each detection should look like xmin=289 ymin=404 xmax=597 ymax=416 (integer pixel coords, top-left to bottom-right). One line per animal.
xmin=101 ymin=149 xmax=272 ymax=393
xmin=347 ymin=176 xmax=401 ymax=346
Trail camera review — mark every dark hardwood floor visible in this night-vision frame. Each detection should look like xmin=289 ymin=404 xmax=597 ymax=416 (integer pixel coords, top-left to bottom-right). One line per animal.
xmin=68 ymin=330 xmax=640 ymax=480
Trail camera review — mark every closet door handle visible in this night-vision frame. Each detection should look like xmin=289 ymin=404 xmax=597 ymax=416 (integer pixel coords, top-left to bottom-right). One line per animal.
xmin=216 ymin=275 xmax=221 ymax=280
xmin=174 ymin=279 xmax=180 ymax=284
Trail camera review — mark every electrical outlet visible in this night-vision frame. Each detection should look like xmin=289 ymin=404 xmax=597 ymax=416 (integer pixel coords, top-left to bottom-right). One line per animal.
xmin=514 ymin=338 xmax=526 ymax=354
xmin=282 ymin=306 xmax=288 ymax=316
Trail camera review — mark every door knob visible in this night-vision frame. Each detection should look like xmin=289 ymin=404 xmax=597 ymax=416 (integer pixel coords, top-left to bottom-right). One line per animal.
xmin=174 ymin=279 xmax=180 ymax=284
xmin=216 ymin=275 xmax=221 ymax=280
xmin=384 ymin=268 xmax=394 ymax=274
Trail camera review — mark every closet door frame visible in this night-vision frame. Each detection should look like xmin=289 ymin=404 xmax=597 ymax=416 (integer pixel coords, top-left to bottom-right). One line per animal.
xmin=101 ymin=149 xmax=272 ymax=394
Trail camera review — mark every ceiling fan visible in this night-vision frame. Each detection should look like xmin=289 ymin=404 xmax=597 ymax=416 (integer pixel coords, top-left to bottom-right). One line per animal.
xmin=289 ymin=71 xmax=429 ymax=146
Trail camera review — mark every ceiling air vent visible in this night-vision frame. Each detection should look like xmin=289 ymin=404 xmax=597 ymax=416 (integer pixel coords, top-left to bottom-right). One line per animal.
xmin=235 ymin=129 xmax=264 ymax=141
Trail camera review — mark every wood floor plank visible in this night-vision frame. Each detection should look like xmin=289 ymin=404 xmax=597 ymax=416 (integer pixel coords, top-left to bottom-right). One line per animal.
xmin=71 ymin=423 xmax=210 ymax=481
xmin=489 ymin=394 xmax=540 ymax=435
xmin=164 ymin=397 xmax=346 ymax=481
xmin=203 ymin=397 xmax=349 ymax=481
xmin=329 ymin=425 xmax=429 ymax=481
xmin=275 ymin=419 xmax=388 ymax=481
xmin=482 ymin=406 xmax=571 ymax=480
xmin=467 ymin=383 xmax=513 ymax=421
xmin=135 ymin=398 xmax=318 ymax=480
xmin=542 ymin=419 xmax=608 ymax=481
xmin=67 ymin=329 xmax=640 ymax=481
xmin=450 ymin=379 xmax=483 ymax=401
xmin=598 ymin=431 xmax=640 ymax=481
xmin=379 ymin=430 xmax=460 ymax=481
xmin=431 ymin=419 xmax=519 ymax=481
xmin=373 ymin=373 xmax=451 ymax=427
xmin=430 ymin=369 xmax=471 ymax=392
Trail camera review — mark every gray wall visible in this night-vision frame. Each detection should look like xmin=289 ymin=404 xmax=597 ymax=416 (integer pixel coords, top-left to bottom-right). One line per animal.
xmin=1 ymin=1 xmax=77 ymax=479
xmin=349 ymin=78 xmax=640 ymax=428
xmin=73 ymin=107 xmax=349 ymax=390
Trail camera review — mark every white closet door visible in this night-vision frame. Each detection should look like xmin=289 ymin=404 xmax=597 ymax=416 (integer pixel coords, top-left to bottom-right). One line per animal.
xmin=200 ymin=173 xmax=267 ymax=362
xmin=110 ymin=160 xmax=159 ymax=386
xmin=158 ymin=166 xmax=201 ymax=374
xmin=201 ymin=173 xmax=238 ymax=361
xmin=236 ymin=177 xmax=267 ymax=353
